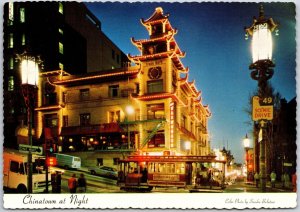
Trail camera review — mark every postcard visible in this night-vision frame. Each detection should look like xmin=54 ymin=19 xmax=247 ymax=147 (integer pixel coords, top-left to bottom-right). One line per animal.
xmin=2 ymin=0 xmax=298 ymax=209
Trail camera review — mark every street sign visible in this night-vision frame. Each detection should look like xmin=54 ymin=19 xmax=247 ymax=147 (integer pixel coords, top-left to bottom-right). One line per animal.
xmin=19 ymin=144 xmax=43 ymax=155
xmin=252 ymin=96 xmax=273 ymax=121
xmin=284 ymin=162 xmax=293 ymax=167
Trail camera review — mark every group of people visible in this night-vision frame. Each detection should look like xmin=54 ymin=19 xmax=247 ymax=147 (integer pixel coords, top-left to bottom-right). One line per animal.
xmin=254 ymin=171 xmax=295 ymax=190
xmin=68 ymin=173 xmax=87 ymax=193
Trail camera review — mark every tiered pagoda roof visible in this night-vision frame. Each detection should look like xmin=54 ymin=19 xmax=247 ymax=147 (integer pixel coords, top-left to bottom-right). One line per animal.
xmin=128 ymin=7 xmax=186 ymax=72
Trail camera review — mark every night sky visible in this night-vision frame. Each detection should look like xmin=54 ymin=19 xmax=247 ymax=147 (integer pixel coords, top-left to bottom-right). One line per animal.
xmin=84 ymin=1 xmax=296 ymax=163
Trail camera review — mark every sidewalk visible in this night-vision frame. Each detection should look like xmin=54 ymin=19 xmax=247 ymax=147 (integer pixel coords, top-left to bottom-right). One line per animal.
xmin=245 ymin=181 xmax=294 ymax=192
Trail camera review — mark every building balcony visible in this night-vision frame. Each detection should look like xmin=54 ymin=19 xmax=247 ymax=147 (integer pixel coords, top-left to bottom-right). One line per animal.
xmin=60 ymin=123 xmax=123 ymax=136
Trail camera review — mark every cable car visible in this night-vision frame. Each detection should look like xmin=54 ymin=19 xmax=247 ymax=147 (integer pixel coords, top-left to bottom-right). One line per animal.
xmin=117 ymin=155 xmax=226 ymax=192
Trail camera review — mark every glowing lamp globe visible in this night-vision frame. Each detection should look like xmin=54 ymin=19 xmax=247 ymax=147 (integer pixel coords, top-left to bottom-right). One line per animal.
xmin=21 ymin=58 xmax=39 ymax=86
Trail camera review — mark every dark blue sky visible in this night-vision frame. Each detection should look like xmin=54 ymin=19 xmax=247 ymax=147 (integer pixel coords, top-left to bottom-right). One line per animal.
xmin=85 ymin=2 xmax=296 ymax=163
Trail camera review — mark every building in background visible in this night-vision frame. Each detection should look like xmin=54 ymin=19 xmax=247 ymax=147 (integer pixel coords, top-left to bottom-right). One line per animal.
xmin=3 ymin=1 xmax=130 ymax=148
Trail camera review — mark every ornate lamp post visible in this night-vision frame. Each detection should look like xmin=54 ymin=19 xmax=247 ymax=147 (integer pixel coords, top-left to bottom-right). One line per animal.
xmin=245 ymin=5 xmax=278 ymax=192
xmin=16 ymin=52 xmax=41 ymax=193
xmin=243 ymin=134 xmax=250 ymax=182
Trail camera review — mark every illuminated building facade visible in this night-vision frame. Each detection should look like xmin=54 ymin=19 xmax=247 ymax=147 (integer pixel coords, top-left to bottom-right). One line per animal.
xmin=34 ymin=7 xmax=211 ymax=165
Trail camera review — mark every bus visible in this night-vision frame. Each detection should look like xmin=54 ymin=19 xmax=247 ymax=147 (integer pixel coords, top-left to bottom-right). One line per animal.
xmin=117 ymin=155 xmax=226 ymax=192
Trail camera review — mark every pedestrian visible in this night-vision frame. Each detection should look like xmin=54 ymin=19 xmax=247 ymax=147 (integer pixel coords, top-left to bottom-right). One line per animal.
xmin=77 ymin=173 xmax=87 ymax=193
xmin=254 ymin=172 xmax=259 ymax=188
xmin=281 ymin=173 xmax=285 ymax=188
xmin=284 ymin=172 xmax=290 ymax=189
xmin=68 ymin=174 xmax=77 ymax=193
xmin=270 ymin=171 xmax=276 ymax=188
xmin=141 ymin=168 xmax=148 ymax=183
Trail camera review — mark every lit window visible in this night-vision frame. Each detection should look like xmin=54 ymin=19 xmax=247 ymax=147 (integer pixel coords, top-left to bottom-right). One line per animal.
xmin=80 ymin=113 xmax=90 ymax=126
xmin=9 ymin=57 xmax=14 ymax=70
xmin=59 ymin=42 xmax=63 ymax=54
xmin=80 ymin=89 xmax=89 ymax=101
xmin=147 ymin=80 xmax=163 ymax=93
xmin=45 ymin=114 xmax=58 ymax=127
xmin=8 ymin=76 xmax=14 ymax=91
xmin=108 ymin=111 xmax=120 ymax=123
xmin=8 ymin=33 xmax=13 ymax=48
xmin=59 ymin=28 xmax=63 ymax=35
xmin=8 ymin=2 xmax=14 ymax=25
xmin=147 ymin=103 xmax=165 ymax=120
xmin=21 ymin=33 xmax=26 ymax=45
xmin=59 ymin=62 xmax=64 ymax=70
xmin=63 ymin=115 xmax=68 ymax=127
xmin=59 ymin=2 xmax=63 ymax=14
xmin=20 ymin=8 xmax=25 ymax=23
xmin=109 ymin=85 xmax=119 ymax=98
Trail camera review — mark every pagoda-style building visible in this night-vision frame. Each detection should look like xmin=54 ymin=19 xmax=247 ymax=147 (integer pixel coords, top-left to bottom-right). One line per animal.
xmin=128 ymin=7 xmax=211 ymax=156
xmin=33 ymin=7 xmax=211 ymax=167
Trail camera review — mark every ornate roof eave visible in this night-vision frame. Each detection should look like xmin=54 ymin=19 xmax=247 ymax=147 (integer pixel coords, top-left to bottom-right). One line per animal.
xmin=171 ymin=54 xmax=185 ymax=71
xmin=52 ymin=68 xmax=140 ymax=86
xmin=39 ymin=70 xmax=71 ymax=77
xmin=141 ymin=7 xmax=170 ymax=25
xmin=204 ymin=105 xmax=212 ymax=118
xmin=128 ymin=51 xmax=172 ymax=62
xmin=130 ymin=37 xmax=143 ymax=50
xmin=188 ymin=80 xmax=201 ymax=98
xmin=179 ymin=73 xmax=188 ymax=85
xmin=194 ymin=97 xmax=202 ymax=104
xmin=131 ymin=30 xmax=177 ymax=50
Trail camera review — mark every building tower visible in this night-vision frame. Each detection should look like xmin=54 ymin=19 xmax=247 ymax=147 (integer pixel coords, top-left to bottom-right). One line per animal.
xmin=129 ymin=7 xmax=211 ymax=155
xmin=3 ymin=2 xmax=129 ymax=148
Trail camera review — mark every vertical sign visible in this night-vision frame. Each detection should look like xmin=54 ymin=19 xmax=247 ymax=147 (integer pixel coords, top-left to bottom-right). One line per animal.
xmin=170 ymin=102 xmax=174 ymax=148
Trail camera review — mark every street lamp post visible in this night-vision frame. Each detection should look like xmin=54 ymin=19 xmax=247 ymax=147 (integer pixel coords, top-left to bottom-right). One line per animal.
xmin=243 ymin=134 xmax=250 ymax=182
xmin=16 ymin=52 xmax=41 ymax=193
xmin=125 ymin=105 xmax=134 ymax=149
xmin=245 ymin=5 xmax=278 ymax=192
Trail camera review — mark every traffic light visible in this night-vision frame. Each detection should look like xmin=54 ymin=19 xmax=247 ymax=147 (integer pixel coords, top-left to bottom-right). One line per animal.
xmin=46 ymin=157 xmax=57 ymax=167
xmin=45 ymin=140 xmax=56 ymax=156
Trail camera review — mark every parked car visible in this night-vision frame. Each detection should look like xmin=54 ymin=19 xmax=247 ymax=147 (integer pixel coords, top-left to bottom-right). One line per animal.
xmin=88 ymin=166 xmax=118 ymax=179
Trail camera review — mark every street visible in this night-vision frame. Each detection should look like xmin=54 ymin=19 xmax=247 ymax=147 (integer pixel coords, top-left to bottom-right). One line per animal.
xmin=58 ymin=169 xmax=294 ymax=194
